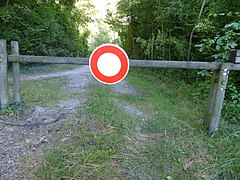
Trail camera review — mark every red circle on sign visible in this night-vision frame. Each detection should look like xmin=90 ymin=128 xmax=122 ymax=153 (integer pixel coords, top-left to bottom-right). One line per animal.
xmin=89 ymin=44 xmax=129 ymax=85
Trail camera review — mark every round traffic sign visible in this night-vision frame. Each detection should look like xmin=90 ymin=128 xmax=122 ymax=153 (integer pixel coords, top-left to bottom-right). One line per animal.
xmin=89 ymin=44 xmax=129 ymax=85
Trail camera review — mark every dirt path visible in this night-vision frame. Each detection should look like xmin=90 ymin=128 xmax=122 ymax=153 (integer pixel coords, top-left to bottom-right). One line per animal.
xmin=0 ymin=65 xmax=147 ymax=179
xmin=0 ymin=66 xmax=94 ymax=179
xmin=20 ymin=66 xmax=89 ymax=80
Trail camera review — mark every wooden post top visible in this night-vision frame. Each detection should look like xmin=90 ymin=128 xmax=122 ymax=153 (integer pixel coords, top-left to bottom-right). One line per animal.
xmin=230 ymin=50 xmax=240 ymax=64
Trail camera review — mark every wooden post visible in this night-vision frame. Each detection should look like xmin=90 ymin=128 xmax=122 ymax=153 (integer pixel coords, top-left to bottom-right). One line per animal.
xmin=11 ymin=41 xmax=21 ymax=104
xmin=209 ymin=63 xmax=231 ymax=134
xmin=203 ymin=70 xmax=219 ymax=126
xmin=0 ymin=39 xmax=9 ymax=108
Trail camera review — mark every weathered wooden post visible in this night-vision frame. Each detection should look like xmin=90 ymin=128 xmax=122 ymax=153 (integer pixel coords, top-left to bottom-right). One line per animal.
xmin=11 ymin=41 xmax=21 ymax=104
xmin=209 ymin=63 xmax=231 ymax=134
xmin=230 ymin=50 xmax=240 ymax=64
xmin=204 ymin=70 xmax=219 ymax=126
xmin=0 ymin=39 xmax=9 ymax=108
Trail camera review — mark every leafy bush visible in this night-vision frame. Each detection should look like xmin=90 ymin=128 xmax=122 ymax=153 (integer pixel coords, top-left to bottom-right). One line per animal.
xmin=196 ymin=19 xmax=240 ymax=124
xmin=197 ymin=20 xmax=240 ymax=62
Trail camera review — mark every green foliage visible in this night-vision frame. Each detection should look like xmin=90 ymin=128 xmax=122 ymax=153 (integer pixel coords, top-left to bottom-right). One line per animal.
xmin=196 ymin=16 xmax=240 ymax=123
xmin=107 ymin=0 xmax=203 ymax=59
xmin=0 ymin=105 xmax=15 ymax=115
xmin=0 ymin=0 xmax=93 ymax=57
xmin=108 ymin=0 xmax=240 ymax=61
xmin=88 ymin=22 xmax=112 ymax=52
xmin=110 ymin=0 xmax=240 ymax=124
xmin=197 ymin=20 xmax=240 ymax=62
xmin=223 ymin=84 xmax=240 ymax=124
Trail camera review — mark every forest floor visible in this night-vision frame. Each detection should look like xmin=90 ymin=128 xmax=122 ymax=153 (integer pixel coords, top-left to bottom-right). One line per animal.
xmin=0 ymin=65 xmax=239 ymax=179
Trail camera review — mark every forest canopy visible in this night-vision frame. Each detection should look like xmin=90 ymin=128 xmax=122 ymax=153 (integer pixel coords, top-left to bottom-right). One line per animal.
xmin=107 ymin=0 xmax=240 ymax=61
xmin=0 ymin=0 xmax=94 ymax=57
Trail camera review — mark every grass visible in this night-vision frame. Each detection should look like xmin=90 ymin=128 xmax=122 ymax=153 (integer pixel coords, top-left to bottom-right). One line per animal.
xmin=33 ymin=84 xmax=137 ymax=179
xmin=19 ymin=76 xmax=82 ymax=107
xmin=5 ymin=77 xmax=68 ymax=115
xmin=122 ymin=68 xmax=240 ymax=179
xmin=1 ymin=77 xmax=67 ymax=117
xmin=3 ymin=63 xmax=79 ymax=113
xmin=5 ymin=63 xmax=77 ymax=111
xmin=21 ymin=77 xmax=68 ymax=106
xmin=6 ymin=67 xmax=239 ymax=179
xmin=4 ymin=76 xmax=81 ymax=121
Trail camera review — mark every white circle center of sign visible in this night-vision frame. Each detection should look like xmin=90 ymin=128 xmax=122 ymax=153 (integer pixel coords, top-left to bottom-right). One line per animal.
xmin=97 ymin=53 xmax=121 ymax=77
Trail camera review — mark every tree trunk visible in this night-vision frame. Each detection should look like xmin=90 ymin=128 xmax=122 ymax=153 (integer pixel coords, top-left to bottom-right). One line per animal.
xmin=151 ymin=35 xmax=154 ymax=60
xmin=187 ymin=0 xmax=206 ymax=61
xmin=168 ymin=30 xmax=171 ymax=61
xmin=162 ymin=21 xmax=165 ymax=60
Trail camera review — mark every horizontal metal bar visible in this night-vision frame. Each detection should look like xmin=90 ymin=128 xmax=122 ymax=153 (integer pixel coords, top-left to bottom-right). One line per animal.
xmin=8 ymin=55 xmax=240 ymax=71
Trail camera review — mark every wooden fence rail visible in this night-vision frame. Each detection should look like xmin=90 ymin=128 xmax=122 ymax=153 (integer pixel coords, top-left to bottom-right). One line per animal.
xmin=8 ymin=55 xmax=240 ymax=70
xmin=1 ymin=39 xmax=240 ymax=134
xmin=8 ymin=55 xmax=89 ymax=65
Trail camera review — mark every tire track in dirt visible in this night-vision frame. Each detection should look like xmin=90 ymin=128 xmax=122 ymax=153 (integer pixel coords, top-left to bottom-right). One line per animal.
xmin=112 ymin=80 xmax=163 ymax=178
